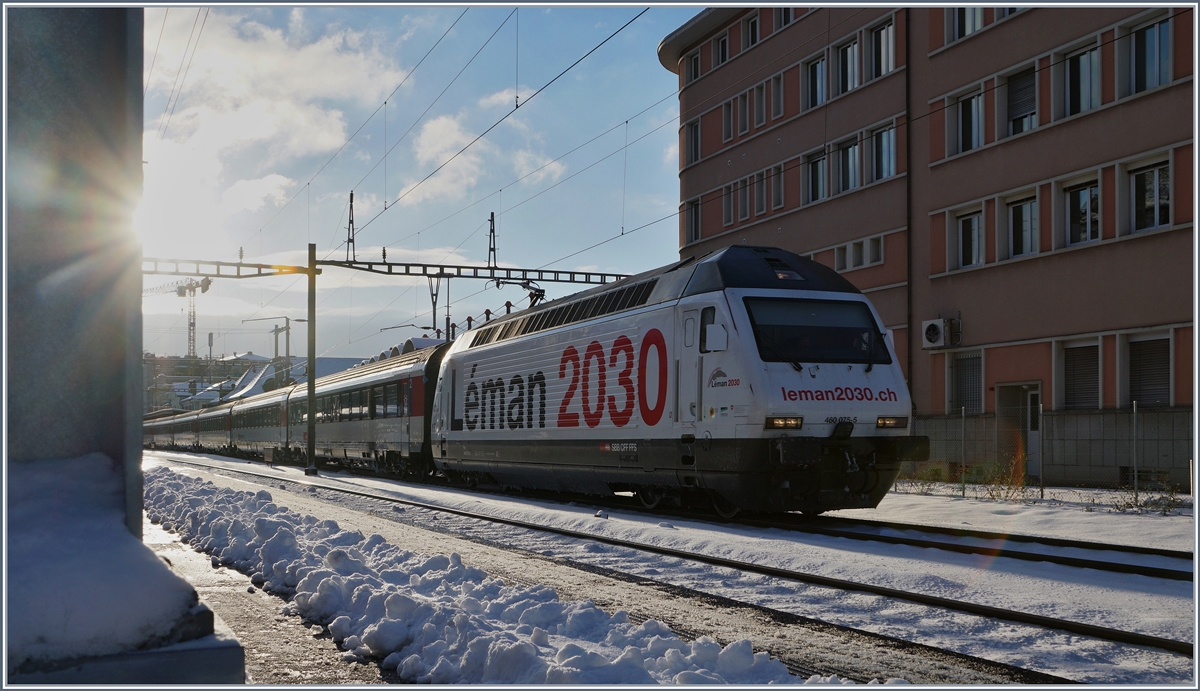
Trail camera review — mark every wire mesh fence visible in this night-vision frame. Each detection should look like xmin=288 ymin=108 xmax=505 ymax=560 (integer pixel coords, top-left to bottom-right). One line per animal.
xmin=900 ymin=405 xmax=1193 ymax=498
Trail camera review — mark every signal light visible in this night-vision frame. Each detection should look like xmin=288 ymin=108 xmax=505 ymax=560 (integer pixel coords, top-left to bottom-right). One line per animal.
xmin=765 ymin=416 xmax=803 ymax=430
xmin=876 ymin=416 xmax=909 ymax=429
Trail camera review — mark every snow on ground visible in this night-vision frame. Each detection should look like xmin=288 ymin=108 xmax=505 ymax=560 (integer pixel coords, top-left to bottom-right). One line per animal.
xmin=143 ymin=466 xmax=903 ymax=684
xmin=145 ymin=452 xmax=1195 ymax=683
xmin=7 ymin=455 xmax=199 ymax=674
xmin=862 ymin=482 xmax=1193 ymax=551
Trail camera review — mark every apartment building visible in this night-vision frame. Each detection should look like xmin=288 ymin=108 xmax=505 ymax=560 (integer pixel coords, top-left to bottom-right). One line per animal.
xmin=659 ymin=7 xmax=1194 ymax=487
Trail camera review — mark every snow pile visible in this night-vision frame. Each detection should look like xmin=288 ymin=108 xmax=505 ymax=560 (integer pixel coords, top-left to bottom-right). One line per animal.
xmin=7 ymin=455 xmax=199 ymax=673
xmin=144 ymin=467 xmax=898 ymax=684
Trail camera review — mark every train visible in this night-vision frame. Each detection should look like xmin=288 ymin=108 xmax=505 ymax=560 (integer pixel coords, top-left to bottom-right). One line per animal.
xmin=144 ymin=245 xmax=929 ymax=516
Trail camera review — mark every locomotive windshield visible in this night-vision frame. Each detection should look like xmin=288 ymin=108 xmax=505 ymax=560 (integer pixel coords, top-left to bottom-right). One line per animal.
xmin=743 ymin=297 xmax=892 ymax=365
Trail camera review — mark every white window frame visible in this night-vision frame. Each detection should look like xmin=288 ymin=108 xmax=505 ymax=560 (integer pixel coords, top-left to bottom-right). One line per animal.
xmin=958 ymin=212 xmax=984 ymax=268
xmin=1130 ymin=161 xmax=1170 ymax=232
xmin=837 ymin=39 xmax=860 ymax=94
xmin=838 ymin=139 xmax=860 ymax=193
xmin=685 ymin=199 xmax=701 ymax=244
xmin=806 ymin=153 xmax=827 ymax=203
xmin=952 ymin=7 xmax=983 ymax=40
xmin=871 ymin=21 xmax=894 ymax=80
xmin=1005 ymin=67 xmax=1037 ymax=135
xmin=833 ymin=234 xmax=885 ymax=273
xmin=744 ymin=15 xmax=759 ymax=48
xmin=722 ymin=100 xmax=733 ymax=142
xmin=754 ymin=171 xmax=767 ymax=215
xmin=1065 ymin=180 xmax=1100 ymax=245
xmin=722 ymin=185 xmax=735 ymax=226
xmin=775 ymin=8 xmax=793 ymax=29
xmin=1065 ymin=45 xmax=1100 ymax=116
xmin=714 ymin=35 xmax=729 ymax=67
xmin=872 ymin=125 xmax=896 ymax=181
xmin=685 ymin=120 xmax=701 ymax=165
xmin=1131 ymin=17 xmax=1171 ymax=94
xmin=806 ymin=56 xmax=827 ymax=109
xmin=771 ymin=164 xmax=785 ymax=209
xmin=737 ymin=179 xmax=750 ymax=220
xmin=958 ymin=90 xmax=983 ymax=153
xmin=753 ymin=84 xmax=766 ymax=127
xmin=995 ymin=8 xmax=1022 ymax=20
xmin=1008 ymin=196 xmax=1037 ymax=257
xmin=738 ymin=92 xmax=749 ymax=135
xmin=686 ymin=51 xmax=701 ymax=83
xmin=771 ymin=74 xmax=784 ymax=118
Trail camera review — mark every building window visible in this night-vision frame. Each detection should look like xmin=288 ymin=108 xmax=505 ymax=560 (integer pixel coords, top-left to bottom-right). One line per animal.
xmin=872 ymin=22 xmax=894 ymax=79
xmin=1131 ymin=161 xmax=1170 ymax=231
xmin=872 ymin=126 xmax=895 ymax=181
xmin=1007 ymin=68 xmax=1037 ymax=134
xmin=744 ymin=15 xmax=759 ymax=48
xmin=1129 ymin=338 xmax=1170 ymax=407
xmin=1066 ymin=46 xmax=1100 ymax=116
xmin=958 ymin=212 xmax=983 ymax=267
xmin=1066 ymin=181 xmax=1099 ymax=244
xmin=771 ymin=74 xmax=784 ymax=118
xmin=838 ymin=40 xmax=859 ymax=94
xmin=951 ymin=351 xmax=982 ymax=415
xmin=1009 ymin=197 xmax=1037 ymax=257
xmin=953 ymin=8 xmax=983 ymax=40
xmin=1063 ymin=345 xmax=1099 ymax=409
xmin=958 ymin=91 xmax=983 ymax=153
xmin=775 ymin=8 xmax=793 ymax=29
xmin=754 ymin=84 xmax=766 ymax=127
xmin=686 ymin=51 xmax=701 ymax=83
xmin=685 ymin=121 xmax=700 ymax=164
xmin=722 ymin=100 xmax=733 ymax=141
xmin=807 ymin=153 xmax=827 ymax=203
xmin=838 ymin=140 xmax=859 ymax=193
xmin=771 ymin=164 xmax=784 ymax=208
xmin=738 ymin=93 xmax=749 ymax=135
xmin=738 ymin=179 xmax=750 ymax=220
xmin=996 ymin=8 xmax=1021 ymax=20
xmin=722 ymin=185 xmax=734 ymax=225
xmin=714 ymin=35 xmax=728 ymax=66
xmin=1132 ymin=18 xmax=1171 ymax=94
xmin=685 ymin=199 xmax=701 ymax=244
xmin=833 ymin=234 xmax=885 ymax=272
xmin=806 ymin=56 xmax=827 ymax=108
xmin=754 ymin=171 xmax=767 ymax=215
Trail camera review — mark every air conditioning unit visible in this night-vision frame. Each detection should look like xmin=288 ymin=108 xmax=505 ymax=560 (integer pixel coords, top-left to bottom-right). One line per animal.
xmin=922 ymin=319 xmax=950 ymax=349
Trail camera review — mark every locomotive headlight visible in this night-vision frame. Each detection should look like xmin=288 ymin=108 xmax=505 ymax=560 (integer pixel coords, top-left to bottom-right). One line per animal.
xmin=876 ymin=416 xmax=909 ymax=429
xmin=765 ymin=416 xmax=803 ymax=429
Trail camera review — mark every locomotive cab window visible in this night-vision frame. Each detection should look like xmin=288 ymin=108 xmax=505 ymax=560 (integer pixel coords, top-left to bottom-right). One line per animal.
xmin=743 ymin=298 xmax=891 ymax=365
xmin=698 ymin=306 xmax=727 ymax=353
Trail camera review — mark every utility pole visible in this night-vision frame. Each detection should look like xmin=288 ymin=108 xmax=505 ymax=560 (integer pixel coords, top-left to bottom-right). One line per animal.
xmin=306 ymin=243 xmax=318 ymax=476
xmin=487 ymin=211 xmax=497 ymax=269
xmin=345 ymin=191 xmax=356 ymax=262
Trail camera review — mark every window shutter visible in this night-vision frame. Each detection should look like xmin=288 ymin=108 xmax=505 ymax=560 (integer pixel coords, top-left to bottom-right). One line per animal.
xmin=1008 ymin=69 xmax=1036 ymax=119
xmin=1064 ymin=345 xmax=1099 ymax=409
xmin=951 ymin=352 xmax=982 ymax=414
xmin=1129 ymin=339 xmax=1170 ymax=407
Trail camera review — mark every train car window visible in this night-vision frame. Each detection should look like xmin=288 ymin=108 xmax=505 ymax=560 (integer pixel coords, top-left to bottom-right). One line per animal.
xmin=743 ymin=297 xmax=892 ymax=365
xmin=373 ymin=386 xmax=384 ymax=418
xmin=351 ymin=390 xmax=362 ymax=420
xmin=684 ymin=317 xmax=696 ymax=348
xmin=386 ymin=384 xmax=398 ymax=417
xmin=401 ymin=380 xmax=411 ymax=416
xmin=450 ymin=368 xmax=462 ymax=431
xmin=699 ymin=307 xmax=716 ymax=352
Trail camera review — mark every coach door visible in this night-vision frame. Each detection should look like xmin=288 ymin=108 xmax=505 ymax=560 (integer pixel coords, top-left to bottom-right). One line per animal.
xmin=678 ymin=309 xmax=699 ymax=425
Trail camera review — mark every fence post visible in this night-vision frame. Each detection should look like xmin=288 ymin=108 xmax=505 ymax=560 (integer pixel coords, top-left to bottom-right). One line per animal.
xmin=1039 ymin=402 xmax=1044 ymax=500
xmin=1132 ymin=400 xmax=1139 ymax=507
xmin=961 ymin=406 xmax=966 ymax=498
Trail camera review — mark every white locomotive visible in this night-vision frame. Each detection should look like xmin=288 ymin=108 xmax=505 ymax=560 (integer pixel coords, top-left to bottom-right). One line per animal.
xmin=143 ymin=246 xmax=928 ymax=516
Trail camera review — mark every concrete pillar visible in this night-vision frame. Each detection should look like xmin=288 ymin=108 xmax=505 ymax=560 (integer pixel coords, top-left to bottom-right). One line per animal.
xmin=6 ymin=8 xmax=145 ymax=536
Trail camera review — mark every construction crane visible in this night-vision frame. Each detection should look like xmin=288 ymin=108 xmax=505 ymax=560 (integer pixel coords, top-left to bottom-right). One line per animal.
xmin=142 ymin=277 xmax=211 ymax=358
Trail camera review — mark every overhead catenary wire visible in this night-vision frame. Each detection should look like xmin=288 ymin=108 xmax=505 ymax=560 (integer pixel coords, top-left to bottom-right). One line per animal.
xmin=161 ymin=7 xmax=210 ymax=140
xmin=156 ymin=8 xmax=201 ymax=139
xmin=144 ymin=8 xmax=169 ymax=98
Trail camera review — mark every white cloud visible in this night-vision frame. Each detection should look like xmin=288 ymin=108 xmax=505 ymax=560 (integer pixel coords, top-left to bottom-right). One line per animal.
xmin=220 ymin=174 xmax=296 ymax=215
xmin=478 ymin=87 xmax=533 ymax=110
xmin=396 ymin=115 xmax=485 ymax=206
xmin=512 ymin=150 xmax=567 ymax=186
xmin=662 ymin=142 xmax=679 ymax=169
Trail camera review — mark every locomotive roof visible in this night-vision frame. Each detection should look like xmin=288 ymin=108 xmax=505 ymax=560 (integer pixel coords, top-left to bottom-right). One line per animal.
xmin=460 ymin=246 xmax=861 ymax=350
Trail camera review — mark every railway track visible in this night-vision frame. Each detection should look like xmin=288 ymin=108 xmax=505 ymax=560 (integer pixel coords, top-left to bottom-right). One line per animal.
xmin=152 ymin=453 xmax=1194 ymax=659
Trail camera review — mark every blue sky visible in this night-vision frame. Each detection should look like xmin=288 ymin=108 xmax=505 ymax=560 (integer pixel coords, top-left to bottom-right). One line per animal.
xmin=139 ymin=5 xmax=701 ymax=360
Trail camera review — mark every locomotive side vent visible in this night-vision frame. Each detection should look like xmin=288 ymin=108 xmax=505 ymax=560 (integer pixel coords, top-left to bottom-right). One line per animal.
xmin=477 ymin=278 xmax=659 ymax=347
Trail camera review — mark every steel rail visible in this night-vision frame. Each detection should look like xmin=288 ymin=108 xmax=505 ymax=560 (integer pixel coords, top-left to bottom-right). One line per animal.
xmin=155 ymin=455 xmax=1193 ymax=658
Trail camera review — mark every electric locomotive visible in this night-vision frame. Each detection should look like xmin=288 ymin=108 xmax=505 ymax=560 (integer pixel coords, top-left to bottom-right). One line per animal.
xmin=429 ymin=246 xmax=928 ymax=515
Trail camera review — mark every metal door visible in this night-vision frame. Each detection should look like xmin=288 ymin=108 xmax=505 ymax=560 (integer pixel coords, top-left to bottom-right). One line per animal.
xmin=678 ymin=309 xmax=699 ymax=424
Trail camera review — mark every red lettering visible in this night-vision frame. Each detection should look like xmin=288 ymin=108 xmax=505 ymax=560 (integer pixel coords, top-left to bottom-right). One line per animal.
xmin=582 ymin=341 xmax=607 ymax=428
xmin=638 ymin=329 xmax=668 ymax=426
xmin=608 ymin=336 xmax=635 ymax=427
xmin=557 ymin=347 xmax=580 ymax=427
